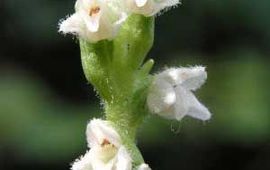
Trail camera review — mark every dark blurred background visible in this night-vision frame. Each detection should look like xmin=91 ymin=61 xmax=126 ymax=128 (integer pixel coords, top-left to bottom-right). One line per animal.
xmin=1 ymin=0 xmax=270 ymax=170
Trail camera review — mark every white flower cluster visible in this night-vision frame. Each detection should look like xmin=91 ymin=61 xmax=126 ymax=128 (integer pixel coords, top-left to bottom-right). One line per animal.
xmin=72 ymin=119 xmax=151 ymax=170
xmin=147 ymin=66 xmax=211 ymax=121
xmin=59 ymin=0 xmax=179 ymax=42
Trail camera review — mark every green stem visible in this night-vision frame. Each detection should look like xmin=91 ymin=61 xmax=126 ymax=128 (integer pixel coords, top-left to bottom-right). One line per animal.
xmin=106 ymin=103 xmax=146 ymax=167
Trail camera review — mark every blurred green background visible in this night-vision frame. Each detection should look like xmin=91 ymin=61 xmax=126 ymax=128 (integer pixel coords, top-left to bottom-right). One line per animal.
xmin=1 ymin=0 xmax=270 ymax=169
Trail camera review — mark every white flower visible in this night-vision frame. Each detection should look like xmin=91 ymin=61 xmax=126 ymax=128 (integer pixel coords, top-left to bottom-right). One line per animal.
xmin=59 ymin=0 xmax=127 ymax=42
xmin=71 ymin=119 xmax=132 ymax=170
xmin=147 ymin=66 xmax=211 ymax=121
xmin=125 ymin=0 xmax=180 ymax=16
xmin=137 ymin=163 xmax=151 ymax=170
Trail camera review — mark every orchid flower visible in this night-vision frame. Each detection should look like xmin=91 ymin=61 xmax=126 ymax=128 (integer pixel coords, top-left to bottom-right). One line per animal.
xmin=71 ymin=119 xmax=132 ymax=170
xmin=59 ymin=0 xmax=127 ymax=42
xmin=147 ymin=66 xmax=211 ymax=121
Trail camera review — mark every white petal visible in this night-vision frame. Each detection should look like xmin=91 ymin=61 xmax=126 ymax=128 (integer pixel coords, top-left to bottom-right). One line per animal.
xmin=185 ymin=93 xmax=211 ymax=121
xmin=115 ymin=147 xmax=132 ymax=170
xmin=90 ymin=154 xmax=115 ymax=170
xmin=159 ymin=0 xmax=179 ymax=8
xmin=180 ymin=66 xmax=207 ymax=91
xmin=157 ymin=68 xmax=180 ymax=84
xmin=173 ymin=86 xmax=190 ymax=120
xmin=87 ymin=17 xmax=100 ymax=33
xmin=175 ymin=86 xmax=211 ymax=121
xmin=125 ymin=0 xmax=179 ymax=16
xmin=75 ymin=0 xmax=89 ymax=12
xmin=71 ymin=147 xmax=117 ymax=170
xmin=135 ymin=0 xmax=148 ymax=7
xmin=124 ymin=0 xmax=155 ymax=16
xmin=86 ymin=119 xmax=121 ymax=148
xmin=147 ymin=78 xmax=176 ymax=114
xmin=71 ymin=150 xmax=94 ymax=170
xmin=80 ymin=11 xmax=101 ymax=33
xmin=158 ymin=66 xmax=207 ymax=91
xmin=137 ymin=163 xmax=151 ymax=170
xmin=152 ymin=0 xmax=179 ymax=15
xmin=59 ymin=13 xmax=83 ymax=35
